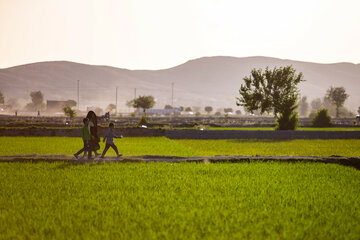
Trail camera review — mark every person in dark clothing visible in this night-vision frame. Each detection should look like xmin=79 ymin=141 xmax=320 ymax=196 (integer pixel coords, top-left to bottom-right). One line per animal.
xmin=86 ymin=111 xmax=100 ymax=158
xmin=101 ymin=122 xmax=123 ymax=158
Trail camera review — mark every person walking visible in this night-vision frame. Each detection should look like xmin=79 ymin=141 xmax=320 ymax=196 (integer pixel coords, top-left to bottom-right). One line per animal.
xmin=86 ymin=111 xmax=100 ymax=158
xmin=101 ymin=122 xmax=122 ymax=158
xmin=74 ymin=118 xmax=91 ymax=159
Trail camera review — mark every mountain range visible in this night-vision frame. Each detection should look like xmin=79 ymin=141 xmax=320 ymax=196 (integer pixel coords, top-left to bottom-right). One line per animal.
xmin=0 ymin=56 xmax=359 ymax=112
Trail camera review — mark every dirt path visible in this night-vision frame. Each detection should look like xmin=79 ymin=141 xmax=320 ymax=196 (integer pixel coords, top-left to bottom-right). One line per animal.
xmin=0 ymin=154 xmax=359 ymax=170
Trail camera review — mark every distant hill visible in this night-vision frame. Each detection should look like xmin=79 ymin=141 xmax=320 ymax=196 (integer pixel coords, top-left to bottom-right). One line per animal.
xmin=0 ymin=56 xmax=359 ymax=112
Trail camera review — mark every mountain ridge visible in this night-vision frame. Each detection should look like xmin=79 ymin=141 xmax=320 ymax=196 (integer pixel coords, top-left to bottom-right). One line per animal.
xmin=0 ymin=56 xmax=359 ymax=111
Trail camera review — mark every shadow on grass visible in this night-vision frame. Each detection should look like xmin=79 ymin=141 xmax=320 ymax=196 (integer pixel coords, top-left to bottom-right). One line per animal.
xmin=1 ymin=155 xmax=359 ymax=171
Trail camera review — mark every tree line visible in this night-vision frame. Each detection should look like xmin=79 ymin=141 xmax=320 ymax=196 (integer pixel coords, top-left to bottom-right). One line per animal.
xmin=236 ymin=65 xmax=356 ymax=130
xmin=1 ymin=65 xmax=358 ymax=126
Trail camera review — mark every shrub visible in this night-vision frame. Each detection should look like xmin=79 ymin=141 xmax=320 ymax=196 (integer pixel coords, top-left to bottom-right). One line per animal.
xmin=138 ymin=115 xmax=149 ymax=126
xmin=275 ymin=97 xmax=299 ymax=130
xmin=63 ymin=106 xmax=76 ymax=119
xmin=275 ymin=110 xmax=299 ymax=130
xmin=312 ymin=108 xmax=332 ymax=127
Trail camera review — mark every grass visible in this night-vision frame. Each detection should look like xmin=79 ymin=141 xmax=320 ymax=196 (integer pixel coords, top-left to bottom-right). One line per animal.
xmin=0 ymin=137 xmax=359 ymax=157
xmin=0 ymin=162 xmax=359 ymax=239
xmin=176 ymin=139 xmax=360 ymax=157
xmin=0 ymin=137 xmax=197 ymax=157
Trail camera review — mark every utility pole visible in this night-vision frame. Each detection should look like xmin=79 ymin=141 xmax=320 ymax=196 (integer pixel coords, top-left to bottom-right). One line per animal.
xmin=116 ymin=86 xmax=118 ymax=116
xmin=171 ymin=82 xmax=174 ymax=107
xmin=77 ymin=80 xmax=80 ymax=110
xmin=134 ymin=88 xmax=137 ymax=99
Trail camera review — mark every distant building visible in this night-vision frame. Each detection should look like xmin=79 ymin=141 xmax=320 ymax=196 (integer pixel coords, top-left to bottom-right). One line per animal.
xmin=137 ymin=108 xmax=181 ymax=116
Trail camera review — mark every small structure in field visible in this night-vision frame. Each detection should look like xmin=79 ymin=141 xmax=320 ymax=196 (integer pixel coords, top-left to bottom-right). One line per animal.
xmin=137 ymin=108 xmax=181 ymax=116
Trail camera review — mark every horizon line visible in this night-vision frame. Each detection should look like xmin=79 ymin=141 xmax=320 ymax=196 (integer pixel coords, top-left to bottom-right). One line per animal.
xmin=1 ymin=55 xmax=359 ymax=70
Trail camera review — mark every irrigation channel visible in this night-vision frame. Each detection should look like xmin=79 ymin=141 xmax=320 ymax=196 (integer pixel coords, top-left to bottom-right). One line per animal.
xmin=1 ymin=154 xmax=359 ymax=170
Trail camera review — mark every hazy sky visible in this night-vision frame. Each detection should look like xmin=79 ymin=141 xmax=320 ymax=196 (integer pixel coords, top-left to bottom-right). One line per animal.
xmin=1 ymin=0 xmax=359 ymax=69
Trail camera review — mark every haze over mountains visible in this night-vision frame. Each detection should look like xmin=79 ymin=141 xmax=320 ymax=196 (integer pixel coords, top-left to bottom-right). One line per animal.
xmin=0 ymin=56 xmax=359 ymax=112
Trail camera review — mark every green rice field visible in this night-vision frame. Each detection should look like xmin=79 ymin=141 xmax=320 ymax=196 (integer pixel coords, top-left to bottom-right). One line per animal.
xmin=0 ymin=162 xmax=359 ymax=239
xmin=0 ymin=137 xmax=359 ymax=157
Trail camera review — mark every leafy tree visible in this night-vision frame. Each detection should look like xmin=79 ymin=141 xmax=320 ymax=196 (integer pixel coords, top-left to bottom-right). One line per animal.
xmin=185 ymin=107 xmax=192 ymax=112
xmin=214 ymin=112 xmax=221 ymax=116
xmin=312 ymin=108 xmax=331 ymax=127
xmin=25 ymin=91 xmax=45 ymax=111
xmin=179 ymin=106 xmax=184 ymax=112
xmin=164 ymin=105 xmax=173 ymax=109
xmin=30 ymin=91 xmax=44 ymax=107
xmin=106 ymin=104 xmax=116 ymax=113
xmin=358 ymin=106 xmax=360 ymax=115
xmin=132 ymin=95 xmax=155 ymax=115
xmin=204 ymin=106 xmax=213 ymax=114
xmin=310 ymin=98 xmax=322 ymax=112
xmin=63 ymin=106 xmax=76 ymax=119
xmin=65 ymin=100 xmax=77 ymax=107
xmin=325 ymin=86 xmax=349 ymax=118
xmin=235 ymin=110 xmax=242 ymax=115
xmin=299 ymin=96 xmax=309 ymax=117
xmin=237 ymin=66 xmax=304 ymax=130
xmin=0 ymin=90 xmax=4 ymax=104
xmin=224 ymin=108 xmax=233 ymax=113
